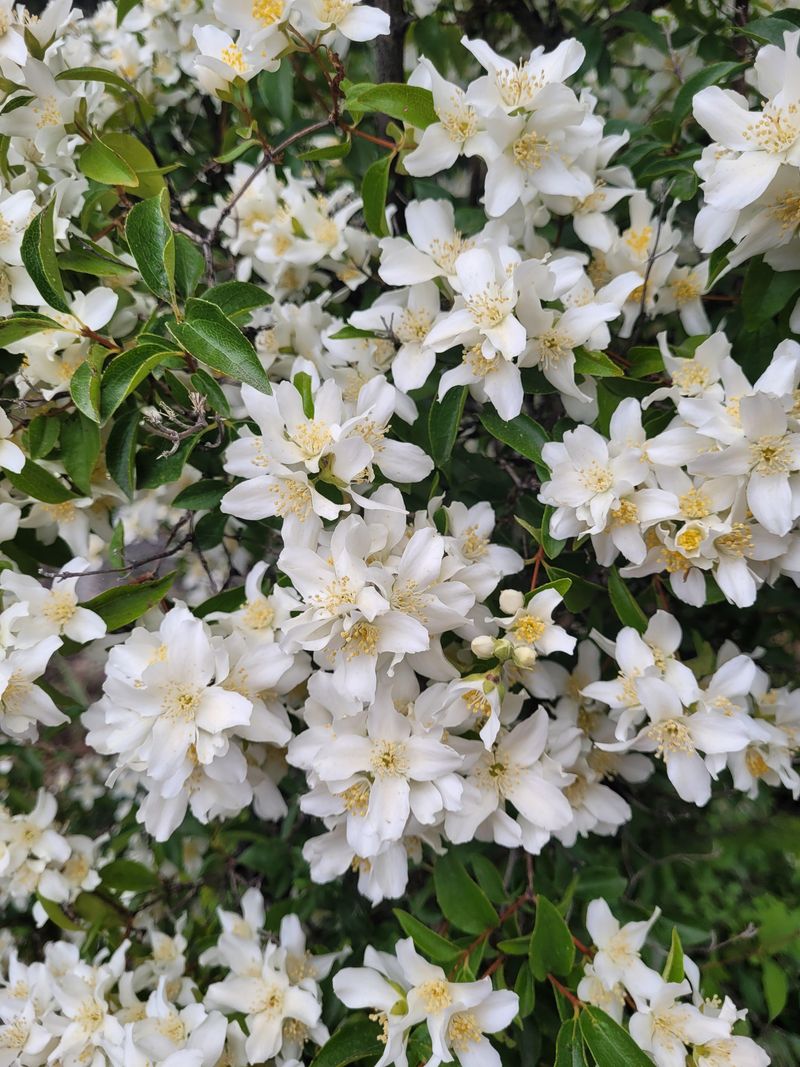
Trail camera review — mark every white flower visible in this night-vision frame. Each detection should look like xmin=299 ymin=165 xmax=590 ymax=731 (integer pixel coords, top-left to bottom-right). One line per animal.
xmin=585 ymin=897 xmax=661 ymax=995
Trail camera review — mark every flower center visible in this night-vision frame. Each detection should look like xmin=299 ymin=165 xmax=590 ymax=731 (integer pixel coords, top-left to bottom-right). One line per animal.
xmin=679 ymin=489 xmax=711 ymax=518
xmin=370 ymin=740 xmax=409 ymax=778
xmin=162 ymin=684 xmax=202 ymax=721
xmin=536 ymin=329 xmax=574 ymax=368
xmin=447 ymin=1011 xmax=482 ymax=1051
xmin=578 ymin=462 xmax=613 ymax=493
xmin=221 ymin=43 xmax=248 ymax=76
xmin=715 ymin=522 xmax=754 ymax=558
xmin=750 ymin=435 xmax=793 ymax=474
xmin=396 ymin=308 xmax=433 ymax=343
xmin=624 ymin=226 xmax=652 ymax=257
xmin=647 ymin=718 xmax=694 ymax=756
xmin=440 ymin=96 xmax=478 ymax=143
xmin=251 ymin=0 xmax=282 ymax=24
xmin=340 ymin=620 xmax=379 ymax=658
xmin=745 ymin=105 xmax=799 ymax=154
xmin=43 ymin=589 xmax=77 ymax=626
xmin=512 ymin=614 xmax=545 ymax=644
xmin=609 ymin=499 xmax=639 ymax=526
xmin=464 ymin=283 xmax=512 ymax=328
xmin=512 ymin=130 xmax=550 ymax=171
xmin=418 ymin=978 xmax=452 ymax=1013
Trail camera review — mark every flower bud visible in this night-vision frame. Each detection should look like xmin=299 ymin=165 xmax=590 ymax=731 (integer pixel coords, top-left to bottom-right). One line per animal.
xmin=513 ymin=646 xmax=537 ymax=670
xmin=499 ymin=588 xmax=525 ymax=614
xmin=470 ymin=635 xmax=496 ymax=660
xmin=493 ymin=638 xmax=513 ymax=662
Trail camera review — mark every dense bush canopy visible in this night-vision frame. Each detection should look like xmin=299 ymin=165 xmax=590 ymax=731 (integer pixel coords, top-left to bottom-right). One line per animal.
xmin=0 ymin=0 xmax=799 ymax=1064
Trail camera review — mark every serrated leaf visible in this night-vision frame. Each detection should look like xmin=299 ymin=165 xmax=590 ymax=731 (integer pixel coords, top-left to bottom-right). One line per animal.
xmin=529 ymin=896 xmax=575 ymax=980
xmin=169 ymin=298 xmax=271 ymax=393
xmin=83 ymin=570 xmax=175 ymax=630
xmin=608 ymin=566 xmax=648 ymax=633
xmin=434 ymin=852 xmax=498 ymax=935
xmin=579 ymin=1006 xmax=654 ymax=1067
xmin=428 ymin=386 xmax=465 ymax=466
xmin=361 ymin=154 xmax=392 ymax=238
xmin=21 ymin=199 xmax=70 ymax=314
xmin=125 ymin=189 xmax=175 ymax=304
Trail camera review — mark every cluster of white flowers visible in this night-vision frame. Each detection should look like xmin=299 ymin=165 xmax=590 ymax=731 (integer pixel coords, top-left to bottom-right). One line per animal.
xmin=540 ymin=333 xmax=800 ymax=609
xmin=0 ymin=791 xmax=102 ymax=923
xmin=0 ymin=895 xmax=338 ymax=1066
xmin=333 ymin=937 xmax=518 ymax=1067
xmin=579 ymin=899 xmax=769 ymax=1067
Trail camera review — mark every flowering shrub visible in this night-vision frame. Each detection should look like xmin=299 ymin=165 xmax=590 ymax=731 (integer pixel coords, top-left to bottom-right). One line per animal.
xmin=1 ymin=0 xmax=800 ymax=1063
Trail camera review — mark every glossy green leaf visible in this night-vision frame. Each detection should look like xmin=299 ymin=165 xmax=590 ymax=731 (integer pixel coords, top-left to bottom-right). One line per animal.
xmin=105 ymin=407 xmax=139 ymax=497
xmin=310 ymin=1018 xmax=385 ymax=1067
xmin=434 ymin=852 xmax=498 ymax=935
xmin=174 ymin=233 xmax=205 ymax=298
xmin=361 ymin=154 xmax=392 ymax=237
xmin=100 ymin=344 xmax=182 ymax=423
xmin=480 ymin=409 xmax=548 ymax=465
xmin=169 ymin=298 xmax=271 ymax=393
xmin=70 ymin=347 xmax=106 ymax=423
xmin=21 ymin=199 xmax=70 ymax=314
xmin=608 ymin=566 xmax=648 ymax=633
xmin=60 ymin=413 xmax=101 ymax=495
xmin=0 ymin=312 xmax=62 ymax=346
xmin=674 ymin=61 xmax=747 ymax=127
xmin=529 ymin=896 xmax=575 ymax=980
xmin=5 ymin=460 xmax=77 ymax=503
xmin=393 ymin=909 xmax=460 ymax=962
xmin=574 ymin=348 xmax=623 ymax=379
xmin=100 ymin=859 xmax=160 ymax=893
xmin=172 ymin=479 xmax=229 ymax=510
xmin=579 ymin=1006 xmax=654 ymax=1067
xmin=79 ymin=135 xmax=139 ymax=186
xmin=345 ymin=83 xmax=437 ymax=128
xmin=428 ymin=386 xmax=466 ymax=466
xmin=663 ymin=926 xmax=684 ymax=983
xmin=83 ymin=570 xmax=176 ymax=631
xmin=200 ymin=280 xmax=272 ymax=319
xmin=763 ymin=959 xmax=788 ymax=1021
xmin=555 ymin=1017 xmax=588 ymax=1067
xmin=125 ymin=189 xmax=176 ymax=303
xmin=56 ymin=65 xmax=143 ymax=101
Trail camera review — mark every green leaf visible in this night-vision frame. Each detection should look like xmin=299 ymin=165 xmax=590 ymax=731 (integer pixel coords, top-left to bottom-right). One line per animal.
xmin=169 ymin=298 xmax=271 ymax=393
xmin=480 ymin=409 xmax=548 ymax=465
xmin=555 ymin=1017 xmax=588 ymax=1067
xmin=200 ymin=280 xmax=272 ymax=319
xmin=174 ymin=233 xmax=205 ymax=299
xmin=393 ymin=909 xmax=460 ymax=962
xmin=763 ymin=959 xmax=788 ymax=1021
xmin=541 ymin=505 xmax=566 ymax=560
xmin=79 ymin=135 xmax=139 ymax=186
xmin=428 ymin=386 xmax=465 ymax=466
xmin=361 ymin=154 xmax=392 ymax=238
xmin=296 ymin=138 xmax=352 ymax=161
xmin=742 ymin=15 xmax=799 ymax=45
xmin=100 ymin=858 xmax=160 ymax=893
xmin=310 ymin=1018 xmax=385 ymax=1067
xmin=191 ymin=368 xmax=231 ymax=415
xmin=345 ymin=83 xmax=437 ymax=128
xmin=433 ymin=852 xmax=498 ymax=935
xmin=0 ymin=312 xmax=62 ymax=346
xmin=83 ymin=571 xmax=176 ymax=631
xmin=579 ymin=1006 xmax=654 ymax=1067
xmin=515 ymin=962 xmax=536 ymax=1018
xmin=258 ymin=62 xmax=294 ymax=126
xmin=60 ymin=413 xmax=100 ymax=495
xmin=172 ymin=479 xmax=229 ymax=510
xmin=105 ymin=408 xmax=139 ymax=497
xmin=59 ymin=243 xmax=132 ymax=278
xmin=574 ymin=348 xmax=623 ymax=379
xmin=36 ymin=894 xmax=82 ymax=932
xmin=673 ymin=61 xmax=748 ymax=127
xmin=100 ymin=344 xmax=182 ymax=423
xmin=497 ymin=936 xmax=531 ymax=956
xmin=328 ymin=325 xmax=378 ymax=340
xmin=27 ymin=415 xmax=60 ymax=460
xmin=70 ymin=348 xmax=105 ymax=423
xmin=116 ymin=0 xmax=142 ymax=25
xmin=56 ymin=65 xmax=143 ymax=101
xmin=21 ymin=199 xmax=70 ymax=314
xmin=662 ymin=927 xmax=684 ymax=983
xmin=100 ymin=132 xmax=168 ymax=199
xmin=741 ymin=262 xmax=800 ymax=329
xmin=108 ymin=522 xmax=125 ymax=568
xmin=529 ymin=896 xmax=575 ymax=980
xmin=125 ymin=189 xmax=176 ymax=303
xmin=608 ymin=566 xmax=648 ymax=633
xmin=5 ymin=460 xmax=77 ymax=503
